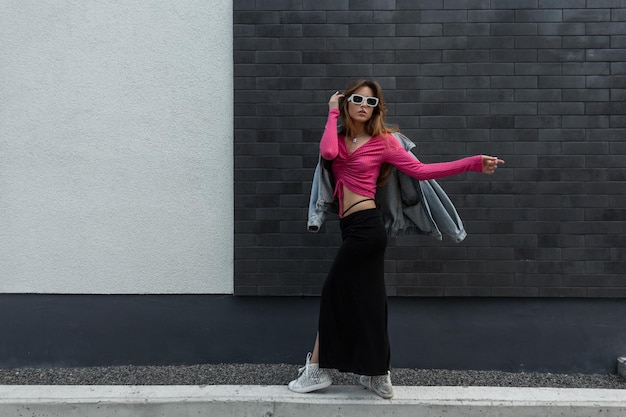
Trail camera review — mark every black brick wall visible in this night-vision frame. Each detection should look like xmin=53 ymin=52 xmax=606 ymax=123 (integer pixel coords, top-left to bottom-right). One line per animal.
xmin=234 ymin=1 xmax=626 ymax=297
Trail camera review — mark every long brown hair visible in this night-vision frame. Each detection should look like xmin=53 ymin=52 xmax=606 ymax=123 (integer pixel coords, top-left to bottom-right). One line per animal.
xmin=338 ymin=79 xmax=398 ymax=186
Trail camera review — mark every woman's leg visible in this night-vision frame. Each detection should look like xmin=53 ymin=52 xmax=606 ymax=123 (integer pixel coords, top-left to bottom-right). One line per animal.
xmin=311 ymin=333 xmax=320 ymax=363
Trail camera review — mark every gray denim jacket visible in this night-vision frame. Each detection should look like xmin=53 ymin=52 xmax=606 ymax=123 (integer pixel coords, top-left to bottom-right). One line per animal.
xmin=307 ymin=132 xmax=467 ymax=243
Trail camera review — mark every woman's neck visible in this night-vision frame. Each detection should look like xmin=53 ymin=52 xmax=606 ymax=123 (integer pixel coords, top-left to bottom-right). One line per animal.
xmin=350 ymin=123 xmax=367 ymax=137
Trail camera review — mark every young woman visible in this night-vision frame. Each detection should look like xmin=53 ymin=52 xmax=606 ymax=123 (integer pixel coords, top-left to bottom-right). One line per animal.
xmin=289 ymin=80 xmax=504 ymax=399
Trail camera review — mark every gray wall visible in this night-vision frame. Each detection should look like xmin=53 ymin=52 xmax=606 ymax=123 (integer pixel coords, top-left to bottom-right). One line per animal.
xmin=2 ymin=294 xmax=624 ymax=373
xmin=234 ymin=1 xmax=626 ymax=297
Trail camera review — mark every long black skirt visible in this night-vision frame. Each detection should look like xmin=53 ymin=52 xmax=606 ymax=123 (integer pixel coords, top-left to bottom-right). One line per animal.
xmin=318 ymin=208 xmax=390 ymax=376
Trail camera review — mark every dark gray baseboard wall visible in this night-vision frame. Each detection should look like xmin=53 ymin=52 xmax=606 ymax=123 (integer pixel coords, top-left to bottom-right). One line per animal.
xmin=2 ymin=294 xmax=624 ymax=374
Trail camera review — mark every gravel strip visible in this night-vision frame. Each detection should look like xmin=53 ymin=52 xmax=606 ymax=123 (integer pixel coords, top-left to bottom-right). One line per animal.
xmin=1 ymin=364 xmax=624 ymax=389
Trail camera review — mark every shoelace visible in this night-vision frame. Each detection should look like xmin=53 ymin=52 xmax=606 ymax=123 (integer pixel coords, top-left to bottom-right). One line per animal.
xmin=297 ymin=352 xmax=313 ymax=378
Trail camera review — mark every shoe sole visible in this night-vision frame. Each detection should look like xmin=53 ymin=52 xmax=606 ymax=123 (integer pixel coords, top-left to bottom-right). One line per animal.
xmin=288 ymin=379 xmax=332 ymax=393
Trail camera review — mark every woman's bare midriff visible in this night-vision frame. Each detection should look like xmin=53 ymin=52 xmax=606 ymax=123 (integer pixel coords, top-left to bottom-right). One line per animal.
xmin=342 ymin=186 xmax=377 ymax=217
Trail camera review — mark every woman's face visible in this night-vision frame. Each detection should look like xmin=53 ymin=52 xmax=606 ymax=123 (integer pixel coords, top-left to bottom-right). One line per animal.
xmin=347 ymin=85 xmax=377 ymax=126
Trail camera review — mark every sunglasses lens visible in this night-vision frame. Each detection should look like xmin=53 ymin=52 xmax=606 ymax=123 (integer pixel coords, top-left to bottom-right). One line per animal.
xmin=351 ymin=95 xmax=364 ymax=103
xmin=366 ymin=97 xmax=378 ymax=106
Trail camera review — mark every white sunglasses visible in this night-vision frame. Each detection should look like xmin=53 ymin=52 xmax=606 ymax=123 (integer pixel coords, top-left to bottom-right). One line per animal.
xmin=347 ymin=94 xmax=379 ymax=107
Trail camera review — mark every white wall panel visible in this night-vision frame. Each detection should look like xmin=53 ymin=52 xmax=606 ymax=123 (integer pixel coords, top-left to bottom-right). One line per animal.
xmin=0 ymin=1 xmax=233 ymax=294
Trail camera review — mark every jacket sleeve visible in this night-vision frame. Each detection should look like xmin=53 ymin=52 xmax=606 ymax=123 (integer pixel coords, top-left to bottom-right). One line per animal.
xmin=384 ymin=145 xmax=483 ymax=180
xmin=319 ymin=109 xmax=341 ymax=160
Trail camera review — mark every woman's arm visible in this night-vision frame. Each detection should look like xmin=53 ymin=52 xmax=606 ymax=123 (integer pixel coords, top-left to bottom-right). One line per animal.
xmin=319 ymin=109 xmax=341 ymax=160
xmin=385 ymin=145 xmax=488 ymax=180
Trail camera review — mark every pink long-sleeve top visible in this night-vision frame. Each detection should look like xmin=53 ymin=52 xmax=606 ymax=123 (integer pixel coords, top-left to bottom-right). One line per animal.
xmin=320 ymin=109 xmax=483 ymax=217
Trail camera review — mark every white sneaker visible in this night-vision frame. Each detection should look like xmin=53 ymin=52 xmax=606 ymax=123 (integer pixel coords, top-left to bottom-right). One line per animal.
xmin=359 ymin=371 xmax=394 ymax=399
xmin=288 ymin=353 xmax=332 ymax=393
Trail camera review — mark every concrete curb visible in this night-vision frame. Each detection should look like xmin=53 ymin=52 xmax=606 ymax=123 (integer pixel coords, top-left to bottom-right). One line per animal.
xmin=1 ymin=385 xmax=626 ymax=416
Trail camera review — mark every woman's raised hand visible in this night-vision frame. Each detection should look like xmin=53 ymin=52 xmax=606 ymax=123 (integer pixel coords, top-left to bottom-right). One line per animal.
xmin=482 ymin=156 xmax=505 ymax=174
xmin=329 ymin=91 xmax=345 ymax=110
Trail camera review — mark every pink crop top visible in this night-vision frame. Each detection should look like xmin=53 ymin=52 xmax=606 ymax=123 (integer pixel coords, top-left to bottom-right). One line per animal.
xmin=320 ymin=109 xmax=483 ymax=216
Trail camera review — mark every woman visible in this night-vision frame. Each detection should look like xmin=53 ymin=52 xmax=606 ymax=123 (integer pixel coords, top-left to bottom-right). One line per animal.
xmin=288 ymin=80 xmax=504 ymax=399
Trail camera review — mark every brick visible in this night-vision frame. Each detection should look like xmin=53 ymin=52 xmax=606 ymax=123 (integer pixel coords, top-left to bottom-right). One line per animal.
xmin=234 ymin=11 xmax=281 ymax=24
xmin=538 ymin=75 xmax=585 ymax=88
xmin=234 ymin=37 xmax=279 ymax=51
xmin=421 ymin=36 xmax=468 ymax=50
xmin=421 ymin=10 xmax=468 ymax=23
xmin=234 ymin=24 xmax=256 ymax=37
xmin=491 ymin=76 xmax=538 ymax=88
xmin=374 ymin=11 xmax=422 ymax=24
xmin=420 ymin=89 xmax=466 ymax=102
xmin=302 ymin=24 xmax=347 ymax=37
xmin=468 ymin=36 xmax=514 ymax=49
xmin=515 ymin=36 xmax=561 ymax=49
xmin=468 ymin=10 xmax=514 ymax=22
xmin=467 ymin=63 xmax=513 ymax=75
xmin=516 ymin=9 xmax=563 ymax=22
xmin=396 ymin=23 xmax=442 ymax=37
xmin=491 ymin=0 xmax=538 ymax=9
xmin=611 ymin=36 xmax=626 ymax=48
xmin=562 ymin=89 xmax=608 ymax=101
xmin=254 ymin=0 xmax=303 ymax=10
xmin=444 ymin=0 xmax=490 ymax=9
xmin=538 ymin=0 xmax=585 ymax=7
xmin=586 ymin=102 xmax=626 ymax=115
xmin=373 ymin=63 xmax=420 ymax=76
xmin=611 ymin=63 xmax=626 ymax=74
xmin=587 ymin=22 xmax=626 ymax=35
xmin=279 ymin=37 xmax=327 ymax=50
xmin=326 ymin=11 xmax=373 ymax=23
xmin=397 ymin=0 xmax=443 ymax=10
xmin=515 ymin=116 xmax=561 ymax=128
xmin=540 ymin=287 xmax=588 ymax=297
xmin=442 ymin=103 xmax=489 ymax=115
xmin=348 ymin=0 xmax=397 ymax=10
xmin=610 ymin=116 xmax=626 ymax=127
xmin=491 ymin=49 xmax=538 ymax=62
xmin=539 ymin=102 xmax=584 ymax=115
xmin=563 ymin=116 xmax=610 ymax=128
xmin=467 ymin=89 xmax=514 ymax=102
xmin=256 ymin=51 xmax=302 ymax=64
xmin=395 ymin=102 xmax=440 ymax=116
xmin=537 ymin=154 xmax=585 ymax=168
xmin=280 ymin=11 xmax=327 ymax=23
xmin=613 ymin=8 xmax=626 ymax=21
xmin=349 ymin=24 xmax=395 ymax=37
xmin=421 ymin=63 xmax=466 ymax=75
xmin=538 ymin=22 xmax=585 ymax=36
xmin=467 ymin=116 xmax=514 ymax=128
xmin=302 ymin=0 xmax=348 ymax=10
xmin=420 ymin=116 xmax=466 ymax=128
xmin=395 ymin=50 xmax=442 ymax=63
xmin=444 ymin=76 xmax=490 ymax=88
xmin=538 ymin=49 xmax=585 ymax=62
xmin=373 ymin=37 xmax=419 ymax=50
xmin=515 ymin=88 xmax=561 ymax=102
xmin=563 ymin=35 xmax=609 ymax=49
xmin=444 ymin=50 xmax=490 ymax=62
xmin=515 ymin=247 xmax=562 ymax=260
xmin=327 ymin=37 xmax=374 ymax=50
xmin=444 ymin=23 xmax=490 ymax=36
xmin=490 ymin=102 xmax=537 ymax=115
xmin=491 ymin=23 xmax=538 ymax=36
xmin=588 ymin=128 xmax=626 ymax=142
